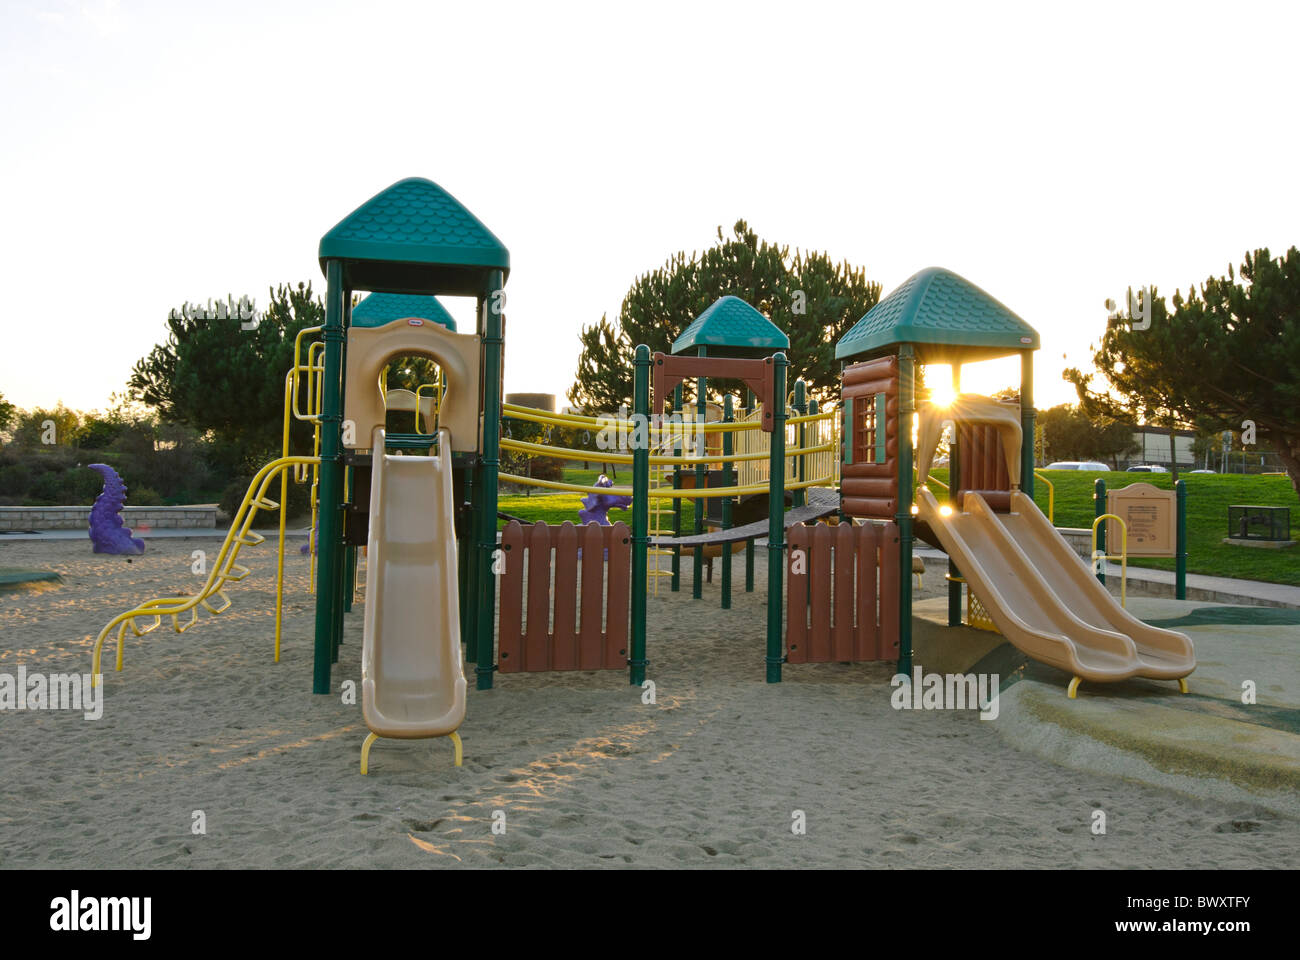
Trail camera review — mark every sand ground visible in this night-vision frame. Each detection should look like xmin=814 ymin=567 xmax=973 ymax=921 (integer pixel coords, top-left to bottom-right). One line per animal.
xmin=0 ymin=536 xmax=1296 ymax=868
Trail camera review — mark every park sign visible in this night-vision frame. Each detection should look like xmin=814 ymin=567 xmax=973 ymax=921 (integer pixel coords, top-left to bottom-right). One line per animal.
xmin=1107 ymin=482 xmax=1176 ymax=557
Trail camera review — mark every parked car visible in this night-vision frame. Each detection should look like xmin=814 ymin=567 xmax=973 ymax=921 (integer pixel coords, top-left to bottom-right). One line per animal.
xmin=1126 ymin=464 xmax=1168 ymax=473
xmin=1187 ymin=469 xmax=1216 ymax=474
xmin=1043 ymin=461 xmax=1111 ymax=471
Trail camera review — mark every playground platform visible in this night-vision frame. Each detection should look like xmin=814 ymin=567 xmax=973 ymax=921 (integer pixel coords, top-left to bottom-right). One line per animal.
xmin=914 ymin=596 xmax=1300 ymax=816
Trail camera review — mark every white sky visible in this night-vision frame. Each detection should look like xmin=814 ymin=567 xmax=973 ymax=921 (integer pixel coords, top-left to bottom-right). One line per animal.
xmin=2 ymin=0 xmax=1297 ymax=415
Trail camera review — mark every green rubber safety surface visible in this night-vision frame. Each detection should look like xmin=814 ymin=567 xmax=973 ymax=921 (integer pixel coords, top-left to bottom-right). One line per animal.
xmin=0 ymin=568 xmax=63 ymax=591
xmin=836 ymin=266 xmax=1039 ymax=362
xmin=319 ymin=177 xmax=509 ymax=274
xmin=1141 ymin=605 xmax=1300 ymax=628
xmin=671 ymin=296 xmax=789 ymax=355
xmin=351 ymin=292 xmax=456 ymax=330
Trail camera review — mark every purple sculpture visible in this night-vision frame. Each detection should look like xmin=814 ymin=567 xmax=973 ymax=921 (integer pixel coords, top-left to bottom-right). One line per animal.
xmin=87 ymin=463 xmax=145 ymax=555
xmin=578 ymin=474 xmax=631 ymax=526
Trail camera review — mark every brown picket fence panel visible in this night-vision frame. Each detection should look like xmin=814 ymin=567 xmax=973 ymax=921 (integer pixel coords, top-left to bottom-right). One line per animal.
xmin=497 ymin=521 xmax=630 ymax=673
xmin=786 ymin=520 xmax=899 ymax=663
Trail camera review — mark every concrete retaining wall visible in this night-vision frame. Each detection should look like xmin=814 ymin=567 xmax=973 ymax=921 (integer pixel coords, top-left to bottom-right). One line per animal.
xmin=0 ymin=505 xmax=218 ymax=531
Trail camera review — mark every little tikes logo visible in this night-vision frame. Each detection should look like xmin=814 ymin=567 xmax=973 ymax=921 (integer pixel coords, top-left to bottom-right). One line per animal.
xmin=49 ymin=891 xmax=151 ymax=940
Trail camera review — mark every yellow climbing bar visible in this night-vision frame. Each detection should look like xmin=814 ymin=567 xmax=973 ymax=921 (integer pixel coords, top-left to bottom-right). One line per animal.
xmin=499 ymin=436 xmax=834 ymax=466
xmin=499 ymin=471 xmax=835 ymax=499
xmin=501 ymin=403 xmax=762 ymax=433
xmin=91 ymin=454 xmax=319 ymax=684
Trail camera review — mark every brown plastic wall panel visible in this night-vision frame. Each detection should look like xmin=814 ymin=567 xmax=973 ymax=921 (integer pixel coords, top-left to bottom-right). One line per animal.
xmin=969 ymin=491 xmax=1013 ymax=512
xmin=876 ymin=522 xmax=901 ymax=660
xmin=842 ymin=462 xmax=896 ymax=480
xmin=786 ymin=520 xmax=900 ymax=663
xmin=956 ymin=423 xmax=1012 ymax=512
xmin=497 ymin=520 xmax=631 ymax=673
xmin=843 ymin=378 xmax=899 ymax=397
xmin=840 ymin=496 xmax=897 ymax=519
xmin=841 ymin=357 xmax=900 ymax=519
xmin=653 ymin=352 xmax=776 ymax=432
xmin=842 ymin=356 xmax=899 ymax=388
xmin=841 ymin=476 xmax=898 ymax=498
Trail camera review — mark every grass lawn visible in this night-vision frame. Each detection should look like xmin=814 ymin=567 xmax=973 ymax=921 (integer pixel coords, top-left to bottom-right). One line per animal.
xmin=929 ymin=468 xmax=1299 ymax=586
xmin=497 ymin=468 xmax=629 ymax=527
xmin=500 ymin=465 xmax=1299 ymax=586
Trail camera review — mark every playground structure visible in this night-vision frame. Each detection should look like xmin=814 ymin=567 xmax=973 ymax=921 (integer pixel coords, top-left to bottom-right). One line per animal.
xmin=90 ymin=178 xmax=1198 ymax=776
xmin=834 ymin=267 xmax=1195 ymax=696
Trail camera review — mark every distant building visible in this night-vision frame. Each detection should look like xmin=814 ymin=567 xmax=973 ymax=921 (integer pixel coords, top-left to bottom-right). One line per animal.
xmin=1127 ymin=427 xmax=1196 ymax=468
xmin=505 ymin=393 xmax=555 ymax=413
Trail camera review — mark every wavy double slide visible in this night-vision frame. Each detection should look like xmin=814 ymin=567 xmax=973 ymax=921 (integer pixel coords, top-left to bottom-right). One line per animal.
xmin=916 ymin=485 xmax=1195 ymax=696
xmin=359 ymin=427 xmax=466 ymax=773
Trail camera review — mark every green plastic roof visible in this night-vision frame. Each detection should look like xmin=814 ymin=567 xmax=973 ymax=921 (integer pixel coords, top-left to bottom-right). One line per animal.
xmin=835 ymin=267 xmax=1039 ymax=363
xmin=351 ymin=293 xmax=456 ymax=331
xmin=671 ymin=296 xmax=789 ymax=356
xmin=319 ymin=177 xmax=509 ymax=295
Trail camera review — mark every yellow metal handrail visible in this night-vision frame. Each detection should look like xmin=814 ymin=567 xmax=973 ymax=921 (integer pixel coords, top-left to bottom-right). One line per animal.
xmin=1090 ymin=513 xmax=1129 ymax=607
xmin=92 ymin=455 xmax=320 ymax=683
xmin=414 ymin=380 xmax=442 ymax=434
xmin=1034 ymin=470 xmax=1055 ymax=524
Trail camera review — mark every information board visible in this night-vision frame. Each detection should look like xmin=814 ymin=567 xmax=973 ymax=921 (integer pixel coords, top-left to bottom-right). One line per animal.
xmin=1106 ymin=482 xmax=1176 ymax=557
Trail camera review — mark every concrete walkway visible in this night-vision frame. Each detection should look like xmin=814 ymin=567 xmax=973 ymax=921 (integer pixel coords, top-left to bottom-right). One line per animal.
xmin=914 ymin=596 xmax=1300 ymax=817
xmin=913 ymin=544 xmax=1300 ymax=609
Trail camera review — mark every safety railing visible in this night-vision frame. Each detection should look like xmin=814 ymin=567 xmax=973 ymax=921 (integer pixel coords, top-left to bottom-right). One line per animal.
xmin=92 ymin=455 xmax=320 ymax=684
xmin=1091 ymin=513 xmax=1129 ymax=607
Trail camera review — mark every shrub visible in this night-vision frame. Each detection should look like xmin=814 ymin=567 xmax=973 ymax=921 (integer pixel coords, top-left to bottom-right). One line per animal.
xmin=126 ymin=484 xmax=165 ymax=506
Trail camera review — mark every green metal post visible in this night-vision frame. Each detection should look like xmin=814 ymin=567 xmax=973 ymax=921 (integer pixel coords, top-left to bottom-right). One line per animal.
xmin=343 ymin=544 xmax=356 ymax=614
xmin=342 ymin=463 xmax=356 ymax=616
xmin=1020 ymin=350 xmax=1035 ymax=501
xmin=311 ymin=260 xmax=345 ymax=695
xmin=721 ymin=394 xmax=734 ymax=610
xmin=896 ymin=345 xmax=915 ymax=677
xmin=461 ymin=462 xmax=477 ymax=660
xmin=630 ymin=345 xmax=651 ymax=685
xmin=1094 ymin=477 xmax=1107 ymax=585
xmin=1175 ymin=479 xmax=1187 ymax=600
xmin=693 ymin=362 xmax=706 ymax=600
xmin=792 ymin=380 xmax=806 ymax=508
xmin=671 ymin=384 xmax=682 ymax=592
xmin=766 ymin=353 xmax=788 ymax=683
xmin=745 ymin=378 xmax=755 ymax=593
xmin=475 ymin=271 xmax=505 ymax=691
xmin=948 ymin=362 xmax=962 ymax=627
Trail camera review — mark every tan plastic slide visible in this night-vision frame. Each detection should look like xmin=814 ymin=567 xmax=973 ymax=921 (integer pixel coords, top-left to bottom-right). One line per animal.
xmin=916 ymin=486 xmax=1196 ymax=696
xmin=359 ymin=426 xmax=467 ymax=773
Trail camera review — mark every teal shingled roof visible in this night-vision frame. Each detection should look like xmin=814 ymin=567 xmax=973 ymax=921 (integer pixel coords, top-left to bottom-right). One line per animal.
xmin=671 ymin=296 xmax=789 ymax=355
xmin=319 ymin=178 xmax=509 ymax=294
xmin=835 ymin=267 xmax=1039 ymax=363
xmin=351 ymin=293 xmax=456 ymax=331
